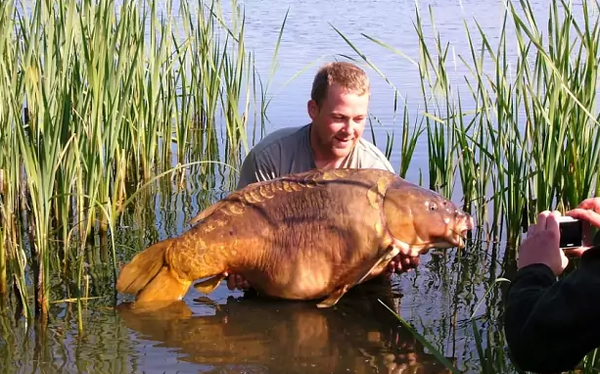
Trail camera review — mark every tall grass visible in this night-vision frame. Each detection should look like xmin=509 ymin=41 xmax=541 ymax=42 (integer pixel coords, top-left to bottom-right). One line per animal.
xmin=337 ymin=0 xmax=600 ymax=248
xmin=0 ymin=0 xmax=280 ymax=320
xmin=336 ymin=0 xmax=600 ymax=372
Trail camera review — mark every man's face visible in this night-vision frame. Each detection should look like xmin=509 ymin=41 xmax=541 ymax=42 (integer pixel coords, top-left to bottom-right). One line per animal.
xmin=307 ymin=83 xmax=369 ymax=160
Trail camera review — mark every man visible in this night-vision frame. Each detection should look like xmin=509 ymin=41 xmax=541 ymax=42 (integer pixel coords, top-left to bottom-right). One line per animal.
xmin=504 ymin=198 xmax=600 ymax=373
xmin=224 ymin=61 xmax=421 ymax=291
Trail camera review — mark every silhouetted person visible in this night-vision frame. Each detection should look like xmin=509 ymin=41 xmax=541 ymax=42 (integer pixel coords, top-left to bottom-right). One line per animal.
xmin=504 ymin=197 xmax=600 ymax=373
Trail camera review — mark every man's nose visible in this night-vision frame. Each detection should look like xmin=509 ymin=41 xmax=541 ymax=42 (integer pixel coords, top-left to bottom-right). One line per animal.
xmin=342 ymin=119 xmax=356 ymax=132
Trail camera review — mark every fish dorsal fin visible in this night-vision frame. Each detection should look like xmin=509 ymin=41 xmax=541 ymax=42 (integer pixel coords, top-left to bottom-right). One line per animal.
xmin=187 ymin=200 xmax=227 ymax=226
xmin=187 ymin=176 xmax=297 ymax=226
xmin=187 ymin=186 xmax=251 ymax=226
xmin=317 ymin=245 xmax=400 ymax=308
xmin=187 ymin=170 xmax=329 ymax=227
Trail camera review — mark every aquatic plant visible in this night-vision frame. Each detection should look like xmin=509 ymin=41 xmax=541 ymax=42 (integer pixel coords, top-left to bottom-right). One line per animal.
xmin=336 ymin=0 xmax=600 ymax=250
xmin=335 ymin=0 xmax=600 ymax=372
xmin=0 ymin=0 xmax=279 ymax=320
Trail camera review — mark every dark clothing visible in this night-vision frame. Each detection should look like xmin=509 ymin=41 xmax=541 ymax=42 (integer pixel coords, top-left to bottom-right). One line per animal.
xmin=504 ymin=246 xmax=600 ymax=373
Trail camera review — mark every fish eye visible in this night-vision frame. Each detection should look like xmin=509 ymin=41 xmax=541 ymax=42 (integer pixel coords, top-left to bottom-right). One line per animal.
xmin=428 ymin=202 xmax=437 ymax=211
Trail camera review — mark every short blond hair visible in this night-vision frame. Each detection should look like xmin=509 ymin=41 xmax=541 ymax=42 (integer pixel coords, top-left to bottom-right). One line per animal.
xmin=310 ymin=62 xmax=370 ymax=107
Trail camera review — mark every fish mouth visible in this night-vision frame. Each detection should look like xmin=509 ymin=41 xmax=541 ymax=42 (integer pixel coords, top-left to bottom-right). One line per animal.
xmin=450 ymin=215 xmax=475 ymax=248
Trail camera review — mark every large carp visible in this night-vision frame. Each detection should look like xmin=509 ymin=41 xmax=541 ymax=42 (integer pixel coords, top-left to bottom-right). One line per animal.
xmin=116 ymin=168 xmax=474 ymax=308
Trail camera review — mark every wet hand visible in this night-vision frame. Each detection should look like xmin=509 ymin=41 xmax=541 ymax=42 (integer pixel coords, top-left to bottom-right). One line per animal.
xmin=518 ymin=210 xmax=569 ymax=276
xmin=223 ymin=272 xmax=251 ymax=291
xmin=565 ymin=197 xmax=600 ymax=257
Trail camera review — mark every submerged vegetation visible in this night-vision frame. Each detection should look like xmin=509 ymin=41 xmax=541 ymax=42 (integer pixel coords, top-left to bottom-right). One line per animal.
xmin=1 ymin=0 xmax=600 ymax=372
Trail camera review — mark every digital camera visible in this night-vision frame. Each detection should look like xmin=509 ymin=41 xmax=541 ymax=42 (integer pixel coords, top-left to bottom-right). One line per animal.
xmin=557 ymin=216 xmax=583 ymax=249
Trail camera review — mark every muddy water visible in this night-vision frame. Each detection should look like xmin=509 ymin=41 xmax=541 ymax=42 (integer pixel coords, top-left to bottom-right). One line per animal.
xmin=118 ymin=277 xmax=455 ymax=374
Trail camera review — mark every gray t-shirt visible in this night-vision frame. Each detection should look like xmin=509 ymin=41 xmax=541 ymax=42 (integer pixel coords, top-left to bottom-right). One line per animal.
xmin=237 ymin=124 xmax=395 ymax=189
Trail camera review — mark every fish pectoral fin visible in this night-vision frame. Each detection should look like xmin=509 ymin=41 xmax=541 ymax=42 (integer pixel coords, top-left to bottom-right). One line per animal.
xmin=193 ymin=296 xmax=221 ymax=312
xmin=317 ymin=285 xmax=349 ymax=308
xmin=317 ymin=245 xmax=401 ymax=309
xmin=355 ymin=244 xmax=401 ymax=285
xmin=193 ymin=274 xmax=226 ymax=294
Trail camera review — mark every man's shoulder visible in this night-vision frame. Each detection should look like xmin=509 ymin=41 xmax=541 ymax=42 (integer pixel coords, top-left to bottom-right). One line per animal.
xmin=237 ymin=125 xmax=310 ymax=188
xmin=355 ymin=137 xmax=388 ymax=158
xmin=249 ymin=125 xmax=308 ymax=156
xmin=353 ymin=137 xmax=394 ymax=171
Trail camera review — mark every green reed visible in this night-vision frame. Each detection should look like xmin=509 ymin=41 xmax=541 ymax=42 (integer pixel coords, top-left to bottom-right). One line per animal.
xmin=337 ymin=0 xmax=600 ymax=248
xmin=0 ymin=0 xmax=278 ymax=320
xmin=335 ymin=0 xmax=600 ymax=372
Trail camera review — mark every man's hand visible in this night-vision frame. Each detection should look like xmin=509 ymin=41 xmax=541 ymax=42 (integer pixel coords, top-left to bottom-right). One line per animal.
xmin=565 ymin=197 xmax=600 ymax=257
xmin=386 ymin=248 xmax=420 ymax=275
xmin=224 ymin=272 xmax=251 ymax=291
xmin=518 ymin=210 xmax=569 ymax=276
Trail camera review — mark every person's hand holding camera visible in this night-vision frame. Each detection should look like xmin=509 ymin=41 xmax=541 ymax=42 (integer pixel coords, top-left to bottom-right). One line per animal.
xmin=565 ymin=197 xmax=600 ymax=257
xmin=518 ymin=210 xmax=569 ymax=276
xmin=517 ymin=198 xmax=600 ymax=276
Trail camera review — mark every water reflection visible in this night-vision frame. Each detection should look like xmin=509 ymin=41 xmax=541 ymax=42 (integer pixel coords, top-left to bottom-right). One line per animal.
xmin=117 ymin=276 xmax=455 ymax=374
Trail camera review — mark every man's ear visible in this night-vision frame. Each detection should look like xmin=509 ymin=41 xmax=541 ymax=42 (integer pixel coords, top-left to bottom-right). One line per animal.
xmin=307 ymin=100 xmax=318 ymax=121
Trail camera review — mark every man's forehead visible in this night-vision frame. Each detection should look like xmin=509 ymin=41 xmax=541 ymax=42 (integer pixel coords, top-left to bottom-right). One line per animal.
xmin=329 ymin=108 xmax=368 ymax=117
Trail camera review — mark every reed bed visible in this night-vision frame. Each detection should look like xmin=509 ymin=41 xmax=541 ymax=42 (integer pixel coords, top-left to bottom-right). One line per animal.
xmin=337 ymin=0 xmax=600 ymax=372
xmin=0 ymin=0 xmax=275 ymax=320
xmin=340 ymin=0 xmax=600 ymax=247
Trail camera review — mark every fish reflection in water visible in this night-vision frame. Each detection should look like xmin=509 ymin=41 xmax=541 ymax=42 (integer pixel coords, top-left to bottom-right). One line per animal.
xmin=116 ymin=276 xmax=455 ymax=374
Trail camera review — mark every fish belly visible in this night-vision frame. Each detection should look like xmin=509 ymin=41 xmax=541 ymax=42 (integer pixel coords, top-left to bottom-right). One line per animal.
xmin=256 ymin=271 xmax=335 ymax=300
xmin=242 ymin=250 xmax=352 ymax=301
xmin=274 ymin=265 xmax=336 ymax=300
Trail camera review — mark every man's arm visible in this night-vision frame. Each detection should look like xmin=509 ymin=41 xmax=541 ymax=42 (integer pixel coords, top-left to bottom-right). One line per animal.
xmin=504 ymin=248 xmax=600 ymax=373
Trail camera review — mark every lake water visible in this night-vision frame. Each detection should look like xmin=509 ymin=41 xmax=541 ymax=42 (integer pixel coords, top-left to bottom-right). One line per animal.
xmin=232 ymin=0 xmax=555 ymax=181
xmin=1 ymin=0 xmax=588 ymax=373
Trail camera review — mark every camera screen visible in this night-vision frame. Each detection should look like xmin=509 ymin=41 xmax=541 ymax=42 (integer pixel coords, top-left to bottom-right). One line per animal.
xmin=559 ymin=219 xmax=583 ymax=248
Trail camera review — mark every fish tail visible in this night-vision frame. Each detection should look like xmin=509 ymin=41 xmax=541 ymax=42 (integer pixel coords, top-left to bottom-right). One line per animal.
xmin=116 ymin=238 xmax=191 ymax=302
